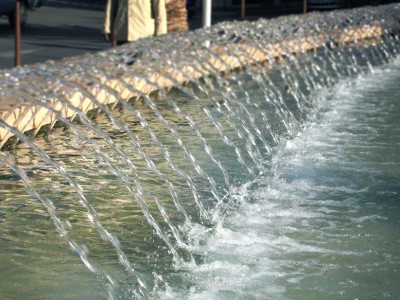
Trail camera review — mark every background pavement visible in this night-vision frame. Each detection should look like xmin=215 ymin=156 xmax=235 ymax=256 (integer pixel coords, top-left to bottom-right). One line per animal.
xmin=0 ymin=0 xmax=300 ymax=70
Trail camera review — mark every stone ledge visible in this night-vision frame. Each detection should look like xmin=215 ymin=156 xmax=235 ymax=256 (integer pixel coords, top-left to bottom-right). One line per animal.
xmin=0 ymin=24 xmax=384 ymax=148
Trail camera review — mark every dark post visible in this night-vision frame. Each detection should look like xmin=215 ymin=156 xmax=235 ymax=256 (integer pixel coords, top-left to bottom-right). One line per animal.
xmin=14 ymin=0 xmax=21 ymax=66
xmin=303 ymin=0 xmax=307 ymax=14
xmin=241 ymin=0 xmax=245 ymax=20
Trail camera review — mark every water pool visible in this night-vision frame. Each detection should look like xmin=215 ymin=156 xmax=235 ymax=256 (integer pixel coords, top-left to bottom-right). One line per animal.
xmin=1 ymin=5 xmax=400 ymax=298
xmin=1 ymin=57 xmax=399 ymax=299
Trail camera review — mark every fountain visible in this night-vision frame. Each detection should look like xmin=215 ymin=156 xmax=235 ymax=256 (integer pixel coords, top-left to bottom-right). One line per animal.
xmin=0 ymin=4 xmax=400 ymax=299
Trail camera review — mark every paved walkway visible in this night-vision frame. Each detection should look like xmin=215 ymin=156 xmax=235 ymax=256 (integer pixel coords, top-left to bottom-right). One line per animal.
xmin=0 ymin=0 xmax=301 ymax=70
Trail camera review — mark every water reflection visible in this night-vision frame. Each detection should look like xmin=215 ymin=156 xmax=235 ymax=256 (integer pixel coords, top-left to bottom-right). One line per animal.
xmin=0 ymin=3 xmax=400 ymax=299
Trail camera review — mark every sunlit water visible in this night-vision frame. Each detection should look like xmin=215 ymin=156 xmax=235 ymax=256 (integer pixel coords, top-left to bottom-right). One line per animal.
xmin=1 ymin=4 xmax=400 ymax=298
xmin=161 ymin=59 xmax=400 ymax=300
xmin=1 ymin=57 xmax=399 ymax=299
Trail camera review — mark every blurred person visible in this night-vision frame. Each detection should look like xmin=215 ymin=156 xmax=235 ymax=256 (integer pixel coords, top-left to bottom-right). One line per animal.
xmin=104 ymin=0 xmax=167 ymax=46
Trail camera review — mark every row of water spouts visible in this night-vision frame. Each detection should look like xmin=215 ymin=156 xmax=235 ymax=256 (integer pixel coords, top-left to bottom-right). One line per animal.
xmin=0 ymin=3 xmax=399 ymax=298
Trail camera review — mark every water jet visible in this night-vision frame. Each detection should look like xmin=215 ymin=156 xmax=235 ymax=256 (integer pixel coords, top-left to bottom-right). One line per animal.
xmin=0 ymin=4 xmax=399 ymax=299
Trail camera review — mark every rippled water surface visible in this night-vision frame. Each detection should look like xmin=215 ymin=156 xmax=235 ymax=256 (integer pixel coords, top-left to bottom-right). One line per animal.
xmin=1 ymin=14 xmax=400 ymax=296
xmin=162 ymin=59 xmax=400 ymax=299
xmin=1 ymin=58 xmax=399 ymax=299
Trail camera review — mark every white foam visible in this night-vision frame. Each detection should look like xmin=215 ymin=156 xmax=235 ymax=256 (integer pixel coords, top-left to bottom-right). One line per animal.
xmin=157 ymin=57 xmax=400 ymax=299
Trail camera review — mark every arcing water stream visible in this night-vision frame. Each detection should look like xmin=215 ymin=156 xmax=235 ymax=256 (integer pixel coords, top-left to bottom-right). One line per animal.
xmin=0 ymin=4 xmax=400 ymax=299
xmin=161 ymin=57 xmax=400 ymax=300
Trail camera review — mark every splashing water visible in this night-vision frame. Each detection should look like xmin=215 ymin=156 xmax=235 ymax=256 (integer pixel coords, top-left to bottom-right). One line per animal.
xmin=159 ymin=58 xmax=400 ymax=300
xmin=0 ymin=4 xmax=400 ymax=299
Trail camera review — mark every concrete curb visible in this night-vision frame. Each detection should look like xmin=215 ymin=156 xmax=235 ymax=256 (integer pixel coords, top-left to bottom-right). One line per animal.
xmin=43 ymin=0 xmax=105 ymax=9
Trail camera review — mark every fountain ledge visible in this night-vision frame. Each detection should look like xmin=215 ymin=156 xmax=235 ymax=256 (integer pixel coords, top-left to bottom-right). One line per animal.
xmin=0 ymin=23 xmax=384 ymax=148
